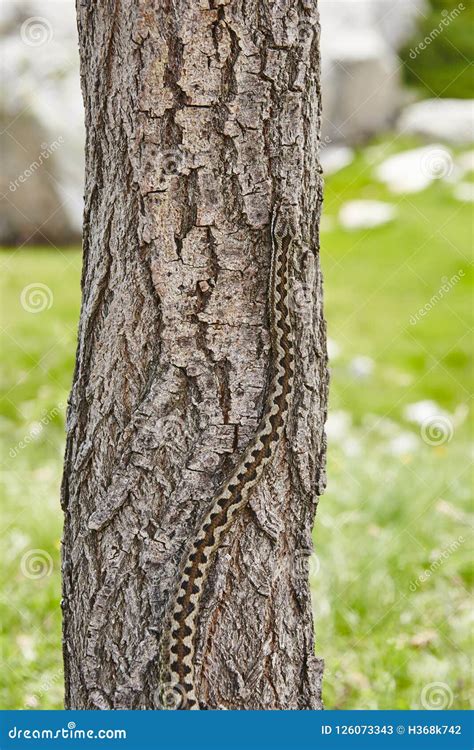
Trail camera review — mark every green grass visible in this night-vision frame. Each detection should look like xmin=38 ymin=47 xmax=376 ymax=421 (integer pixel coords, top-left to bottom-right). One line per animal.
xmin=0 ymin=136 xmax=472 ymax=709
xmin=400 ymin=0 xmax=474 ymax=99
xmin=0 ymin=249 xmax=81 ymax=710
xmin=316 ymin=137 xmax=473 ymax=709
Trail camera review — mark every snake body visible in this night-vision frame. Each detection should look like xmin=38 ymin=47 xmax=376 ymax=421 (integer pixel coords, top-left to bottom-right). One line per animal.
xmin=160 ymin=210 xmax=295 ymax=710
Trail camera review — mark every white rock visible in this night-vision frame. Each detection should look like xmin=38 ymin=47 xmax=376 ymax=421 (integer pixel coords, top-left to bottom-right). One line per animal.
xmin=348 ymin=356 xmax=375 ymax=379
xmin=326 ymin=411 xmax=352 ymax=441
xmin=403 ymin=400 xmax=447 ymax=425
xmin=388 ymin=433 xmax=420 ymax=456
xmin=320 ymin=146 xmax=354 ymax=176
xmin=327 ymin=337 xmax=341 ymax=361
xmin=0 ymin=0 xmax=84 ymax=244
xmin=319 ymin=0 xmax=427 ymax=144
xmin=457 ymin=150 xmax=474 ymax=174
xmin=398 ymin=99 xmax=474 ymax=145
xmin=375 ymin=145 xmax=454 ymax=193
xmin=339 ymin=200 xmax=397 ymax=230
xmin=320 ymin=30 xmax=400 ymax=144
xmin=453 ymin=182 xmax=474 ymax=203
xmin=342 ymin=438 xmax=363 ymax=458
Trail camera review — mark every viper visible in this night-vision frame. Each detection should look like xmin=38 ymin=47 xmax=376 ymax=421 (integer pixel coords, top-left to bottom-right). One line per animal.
xmin=160 ymin=208 xmax=296 ymax=709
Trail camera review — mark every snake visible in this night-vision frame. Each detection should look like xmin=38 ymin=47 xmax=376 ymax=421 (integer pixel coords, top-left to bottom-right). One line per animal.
xmin=159 ymin=208 xmax=296 ymax=710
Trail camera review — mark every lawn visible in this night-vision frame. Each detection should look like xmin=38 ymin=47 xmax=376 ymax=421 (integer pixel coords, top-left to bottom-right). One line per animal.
xmin=0 ymin=136 xmax=472 ymax=710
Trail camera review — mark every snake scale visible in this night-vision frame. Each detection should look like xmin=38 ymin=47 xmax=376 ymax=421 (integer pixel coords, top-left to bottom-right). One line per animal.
xmin=160 ymin=208 xmax=296 ymax=710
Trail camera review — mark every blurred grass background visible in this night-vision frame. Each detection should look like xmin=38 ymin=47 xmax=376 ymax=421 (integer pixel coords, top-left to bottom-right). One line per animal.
xmin=401 ymin=0 xmax=474 ymax=98
xmin=0 ymin=134 xmax=472 ymax=710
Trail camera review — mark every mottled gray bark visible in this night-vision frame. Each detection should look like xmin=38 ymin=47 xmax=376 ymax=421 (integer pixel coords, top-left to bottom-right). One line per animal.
xmin=61 ymin=0 xmax=327 ymax=710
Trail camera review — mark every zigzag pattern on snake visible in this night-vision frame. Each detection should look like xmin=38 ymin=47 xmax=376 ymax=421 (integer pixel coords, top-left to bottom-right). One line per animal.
xmin=160 ymin=207 xmax=295 ymax=710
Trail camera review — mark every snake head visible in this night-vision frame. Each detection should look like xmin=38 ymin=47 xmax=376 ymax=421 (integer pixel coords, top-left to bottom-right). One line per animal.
xmin=271 ymin=204 xmax=298 ymax=247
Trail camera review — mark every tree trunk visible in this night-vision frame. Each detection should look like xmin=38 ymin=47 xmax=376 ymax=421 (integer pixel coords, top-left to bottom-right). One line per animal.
xmin=61 ymin=0 xmax=327 ymax=710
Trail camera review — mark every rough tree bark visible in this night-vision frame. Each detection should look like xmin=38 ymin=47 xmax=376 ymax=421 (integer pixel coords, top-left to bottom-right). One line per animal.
xmin=61 ymin=0 xmax=327 ymax=710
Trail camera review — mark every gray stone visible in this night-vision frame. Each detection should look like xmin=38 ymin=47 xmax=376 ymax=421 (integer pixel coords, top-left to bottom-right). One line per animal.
xmin=398 ymin=99 xmax=474 ymax=145
xmin=0 ymin=0 xmax=83 ymax=245
xmin=319 ymin=0 xmax=427 ymax=144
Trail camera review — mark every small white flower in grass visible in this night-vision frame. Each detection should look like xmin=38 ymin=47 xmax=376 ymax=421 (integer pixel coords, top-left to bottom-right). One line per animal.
xmin=348 ymin=355 xmax=374 ymax=379
xmin=456 ymin=150 xmax=474 ymax=174
xmin=320 ymin=146 xmax=354 ymax=176
xmin=453 ymin=182 xmax=474 ymax=203
xmin=17 ymin=634 xmax=37 ymax=662
xmin=327 ymin=337 xmax=341 ymax=361
xmin=388 ymin=433 xmax=419 ymax=456
xmin=375 ymin=145 xmax=453 ymax=194
xmin=339 ymin=200 xmax=397 ymax=230
xmin=326 ymin=411 xmax=351 ymax=441
xmin=342 ymin=438 xmax=362 ymax=458
xmin=403 ymin=400 xmax=446 ymax=425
